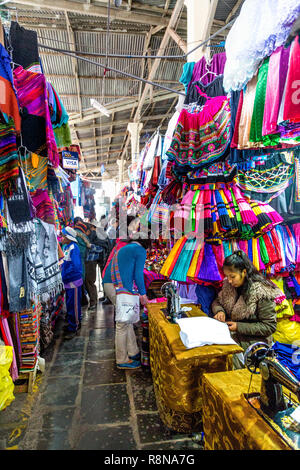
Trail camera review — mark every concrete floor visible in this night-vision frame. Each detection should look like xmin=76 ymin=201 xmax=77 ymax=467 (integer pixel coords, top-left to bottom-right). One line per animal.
xmin=0 ymin=303 xmax=204 ymax=450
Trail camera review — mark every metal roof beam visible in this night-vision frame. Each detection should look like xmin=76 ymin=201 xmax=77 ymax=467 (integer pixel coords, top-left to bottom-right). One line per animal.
xmin=64 ymin=11 xmax=82 ymax=118
xmin=69 ymin=89 xmax=181 ymax=124
xmin=77 ymin=125 xmax=167 ymax=144
xmin=10 ymin=0 xmax=170 ymax=27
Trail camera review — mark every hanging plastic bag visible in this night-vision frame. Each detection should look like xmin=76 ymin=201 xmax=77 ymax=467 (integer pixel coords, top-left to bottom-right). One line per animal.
xmin=273 ymin=319 xmax=300 ymax=345
xmin=0 ymin=345 xmax=15 ymax=411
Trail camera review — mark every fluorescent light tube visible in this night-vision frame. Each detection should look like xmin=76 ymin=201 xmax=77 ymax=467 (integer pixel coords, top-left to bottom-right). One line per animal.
xmin=90 ymin=99 xmax=111 ymax=117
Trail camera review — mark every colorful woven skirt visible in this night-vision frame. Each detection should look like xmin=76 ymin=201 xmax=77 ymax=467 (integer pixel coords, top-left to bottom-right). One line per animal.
xmin=174 ymin=179 xmax=283 ymax=241
xmin=160 ymin=224 xmax=296 ymax=284
xmin=166 ymin=96 xmax=231 ymax=169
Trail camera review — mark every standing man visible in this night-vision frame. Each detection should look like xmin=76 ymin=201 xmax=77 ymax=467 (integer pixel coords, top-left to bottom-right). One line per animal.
xmin=60 ymin=226 xmax=83 ymax=340
xmin=85 ymin=220 xmax=109 ymax=310
xmin=74 ymin=220 xmax=91 ymax=307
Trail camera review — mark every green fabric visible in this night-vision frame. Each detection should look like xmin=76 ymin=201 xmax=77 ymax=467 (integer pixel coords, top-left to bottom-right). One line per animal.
xmin=190 ymin=190 xmax=199 ymax=232
xmin=249 ymin=58 xmax=270 ymax=143
xmin=54 ymin=123 xmax=72 ymax=148
xmin=259 ymin=236 xmax=269 ymax=265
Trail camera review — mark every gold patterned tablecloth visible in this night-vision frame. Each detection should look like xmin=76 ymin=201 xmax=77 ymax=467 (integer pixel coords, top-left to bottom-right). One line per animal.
xmin=148 ymin=302 xmax=243 ymax=433
xmin=202 ymin=369 xmax=294 ymax=450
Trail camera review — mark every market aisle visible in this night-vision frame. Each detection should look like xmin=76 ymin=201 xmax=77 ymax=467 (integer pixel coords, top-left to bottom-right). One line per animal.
xmin=0 ymin=304 xmax=203 ymax=451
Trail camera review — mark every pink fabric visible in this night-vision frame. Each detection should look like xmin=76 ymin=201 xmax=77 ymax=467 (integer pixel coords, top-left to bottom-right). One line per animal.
xmin=293 ymin=223 xmax=300 ymax=271
xmin=262 ymin=46 xmax=282 ymax=136
xmin=190 ymin=52 xmax=226 ymax=86
xmin=284 ymin=36 xmax=300 ymax=123
xmin=0 ymin=318 xmax=19 ymax=381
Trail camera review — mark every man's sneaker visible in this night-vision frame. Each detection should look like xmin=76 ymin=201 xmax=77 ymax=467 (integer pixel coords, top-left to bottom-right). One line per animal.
xmin=88 ymin=304 xmax=97 ymax=311
xmin=116 ymin=360 xmax=141 ymax=370
xmin=128 ymin=353 xmax=141 ymax=361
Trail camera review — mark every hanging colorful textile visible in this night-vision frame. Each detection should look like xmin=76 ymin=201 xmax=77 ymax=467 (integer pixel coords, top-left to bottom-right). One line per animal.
xmin=0 ymin=119 xmax=19 ymax=196
xmin=9 ymin=21 xmax=41 ymax=72
xmin=26 ymin=219 xmax=63 ymax=302
xmin=283 ymin=35 xmax=300 ymax=123
xmin=22 ymin=152 xmax=48 ymax=191
xmin=236 ymin=152 xmax=294 ymax=195
xmin=13 ymin=66 xmax=59 ymax=167
xmin=249 ymin=57 xmax=280 ymax=146
xmin=0 ymin=43 xmax=21 ymax=133
xmin=166 ymin=94 xmax=231 ymax=169
xmin=223 ymin=0 xmax=300 ymax=92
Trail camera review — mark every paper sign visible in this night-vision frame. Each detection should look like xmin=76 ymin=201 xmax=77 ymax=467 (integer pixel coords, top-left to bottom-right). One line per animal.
xmin=62 ymin=151 xmax=79 ymax=170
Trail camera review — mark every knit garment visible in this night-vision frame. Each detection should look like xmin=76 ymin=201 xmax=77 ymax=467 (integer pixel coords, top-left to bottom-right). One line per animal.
xmin=13 ymin=66 xmax=59 ymax=167
xmin=26 ymin=219 xmax=63 ymax=302
xmin=10 ymin=21 xmax=40 ymax=71
xmin=0 ymin=119 xmax=19 ymax=196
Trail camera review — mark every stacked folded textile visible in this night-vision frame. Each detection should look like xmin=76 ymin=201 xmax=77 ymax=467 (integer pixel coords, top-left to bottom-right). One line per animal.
xmin=14 ymin=302 xmax=41 ymax=373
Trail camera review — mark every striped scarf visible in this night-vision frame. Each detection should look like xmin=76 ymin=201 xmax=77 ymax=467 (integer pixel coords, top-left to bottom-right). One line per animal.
xmin=0 ymin=119 xmax=19 ymax=196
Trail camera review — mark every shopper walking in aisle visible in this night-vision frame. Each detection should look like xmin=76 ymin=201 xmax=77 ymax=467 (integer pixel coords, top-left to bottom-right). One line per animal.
xmin=104 ymin=237 xmax=151 ymax=369
xmin=74 ymin=220 xmax=91 ymax=307
xmin=60 ymin=226 xmax=83 ymax=340
xmin=85 ymin=220 xmax=110 ymax=310
xmin=211 ymin=250 xmax=282 ymax=368
xmin=102 ymin=216 xmax=140 ymax=304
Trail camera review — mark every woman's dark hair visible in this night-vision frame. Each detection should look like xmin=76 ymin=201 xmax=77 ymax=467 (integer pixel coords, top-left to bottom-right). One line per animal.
xmin=223 ymin=250 xmax=276 ymax=299
xmin=129 ymin=237 xmax=152 ymax=250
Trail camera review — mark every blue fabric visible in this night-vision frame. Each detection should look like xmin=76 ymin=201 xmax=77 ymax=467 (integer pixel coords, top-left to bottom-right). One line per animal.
xmin=272 ymin=342 xmax=300 ymax=381
xmin=86 ymin=243 xmax=103 ymax=261
xmin=61 ymin=242 xmax=83 ymax=285
xmin=65 ymin=286 xmax=82 ymax=332
xmin=102 ymin=260 xmax=112 ymax=284
xmin=179 ymin=61 xmax=195 ymax=92
xmin=195 ymin=284 xmax=217 ymax=316
xmin=116 ymin=243 xmax=147 ymax=295
xmin=0 ymin=43 xmax=14 ymax=85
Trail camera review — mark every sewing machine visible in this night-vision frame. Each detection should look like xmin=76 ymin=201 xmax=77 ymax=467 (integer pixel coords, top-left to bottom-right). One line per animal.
xmin=244 ymin=342 xmax=300 ymax=449
xmin=161 ymin=282 xmax=188 ymax=323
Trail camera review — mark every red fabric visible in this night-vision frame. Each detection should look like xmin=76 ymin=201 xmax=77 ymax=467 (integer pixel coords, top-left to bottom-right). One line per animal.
xmin=102 ymin=239 xmax=127 ymax=278
xmin=283 ymin=36 xmax=300 ymax=123
xmin=231 ymin=89 xmax=244 ymax=148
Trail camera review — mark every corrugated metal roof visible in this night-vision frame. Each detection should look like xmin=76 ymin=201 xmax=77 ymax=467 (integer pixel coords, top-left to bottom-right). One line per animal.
xmin=7 ymin=1 xmax=240 ymax=174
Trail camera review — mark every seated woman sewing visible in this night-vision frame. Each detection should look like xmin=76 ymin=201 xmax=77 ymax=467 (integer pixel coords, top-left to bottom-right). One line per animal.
xmin=211 ymin=250 xmax=283 ymax=369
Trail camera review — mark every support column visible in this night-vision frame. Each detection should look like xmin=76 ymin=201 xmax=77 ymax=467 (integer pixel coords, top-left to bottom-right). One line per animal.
xmin=117 ymin=158 xmax=124 ymax=186
xmin=184 ymin=0 xmax=217 ymax=62
xmin=127 ymin=122 xmax=143 ymax=164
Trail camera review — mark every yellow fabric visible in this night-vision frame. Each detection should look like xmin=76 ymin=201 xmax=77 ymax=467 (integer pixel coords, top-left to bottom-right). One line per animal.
xmin=186 ymin=240 xmax=202 ymax=279
xmin=271 ymin=278 xmax=295 ymax=318
xmin=160 ymin=237 xmax=184 ymax=277
xmin=273 ymin=318 xmax=300 ymax=344
xmin=252 ymin=238 xmax=259 ymax=271
xmin=0 ymin=346 xmax=15 ymax=411
xmin=148 ymin=302 xmax=243 ymax=432
xmin=202 ymin=369 xmax=296 ymax=450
